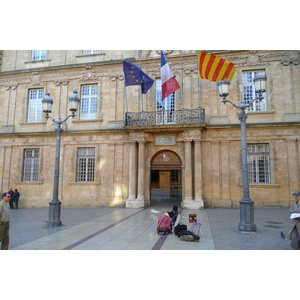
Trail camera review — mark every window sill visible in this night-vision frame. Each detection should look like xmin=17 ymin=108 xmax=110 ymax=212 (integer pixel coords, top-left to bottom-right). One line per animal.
xmin=24 ymin=59 xmax=51 ymax=64
xmin=76 ymin=53 xmax=105 ymax=58
xmin=73 ymin=118 xmax=103 ymax=123
xmin=69 ymin=182 xmax=101 ymax=185
xmin=236 ymin=110 xmax=276 ymax=115
xmin=15 ymin=181 xmax=43 ymax=185
xmin=20 ymin=122 xmax=47 ymax=125
xmin=239 ymin=184 xmax=280 ymax=188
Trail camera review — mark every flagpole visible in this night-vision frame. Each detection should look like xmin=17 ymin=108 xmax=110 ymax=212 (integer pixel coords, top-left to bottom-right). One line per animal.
xmin=180 ymin=50 xmax=185 ymax=124
xmin=160 ymin=51 xmax=164 ymax=123
xmin=197 ymin=51 xmax=201 ymax=122
xmin=122 ymin=56 xmax=129 ymax=124
xmin=121 ymin=53 xmax=129 ymax=114
xmin=124 ymin=85 xmax=128 ymax=113
xmin=180 ymin=50 xmax=184 ymax=109
xmin=139 ymin=50 xmax=145 ymax=125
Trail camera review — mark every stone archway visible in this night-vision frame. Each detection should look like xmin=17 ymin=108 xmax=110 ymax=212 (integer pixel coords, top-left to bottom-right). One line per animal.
xmin=150 ymin=150 xmax=182 ymax=204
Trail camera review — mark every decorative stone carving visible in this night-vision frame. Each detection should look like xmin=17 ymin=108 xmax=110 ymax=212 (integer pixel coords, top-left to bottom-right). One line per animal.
xmin=281 ymin=59 xmax=300 ymax=66
xmin=81 ymin=70 xmax=98 ymax=81
xmin=246 ymin=51 xmax=260 ymax=64
xmin=155 ymin=50 xmax=173 ymax=55
xmin=109 ymin=75 xmax=124 ymax=81
xmin=5 ymin=84 xmax=18 ymax=90
xmin=54 ymin=80 xmax=69 ymax=86
xmin=184 ymin=67 xmax=198 ymax=74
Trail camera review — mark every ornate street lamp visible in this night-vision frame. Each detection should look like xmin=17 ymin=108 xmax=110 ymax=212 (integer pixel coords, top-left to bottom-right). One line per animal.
xmin=217 ymin=75 xmax=267 ymax=232
xmin=42 ymin=90 xmax=80 ymax=226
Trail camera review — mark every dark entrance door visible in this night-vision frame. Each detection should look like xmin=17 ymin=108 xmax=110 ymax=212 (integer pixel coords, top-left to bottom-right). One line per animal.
xmin=150 ymin=151 xmax=182 ymax=204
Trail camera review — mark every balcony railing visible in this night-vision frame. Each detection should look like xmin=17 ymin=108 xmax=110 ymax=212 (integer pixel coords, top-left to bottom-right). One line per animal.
xmin=125 ymin=108 xmax=205 ymax=127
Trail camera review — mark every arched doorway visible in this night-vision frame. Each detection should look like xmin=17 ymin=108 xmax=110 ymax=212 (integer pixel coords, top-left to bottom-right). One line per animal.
xmin=150 ymin=150 xmax=182 ymax=205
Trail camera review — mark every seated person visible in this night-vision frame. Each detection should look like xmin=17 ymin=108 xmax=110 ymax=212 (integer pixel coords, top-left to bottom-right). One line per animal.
xmin=157 ymin=211 xmax=174 ymax=234
xmin=170 ymin=205 xmax=179 ymax=227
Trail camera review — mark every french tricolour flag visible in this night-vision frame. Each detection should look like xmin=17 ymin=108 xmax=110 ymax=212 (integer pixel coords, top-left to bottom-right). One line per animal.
xmin=161 ymin=51 xmax=180 ymax=100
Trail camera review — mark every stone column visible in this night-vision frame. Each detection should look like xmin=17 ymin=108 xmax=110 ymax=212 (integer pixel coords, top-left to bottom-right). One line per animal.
xmin=194 ymin=140 xmax=204 ymax=209
xmin=286 ymin=138 xmax=299 ymax=206
xmin=126 ymin=141 xmax=137 ymax=207
xmin=183 ymin=140 xmax=193 ymax=208
xmin=221 ymin=141 xmax=231 ymax=206
xmin=136 ymin=141 xmax=146 ymax=206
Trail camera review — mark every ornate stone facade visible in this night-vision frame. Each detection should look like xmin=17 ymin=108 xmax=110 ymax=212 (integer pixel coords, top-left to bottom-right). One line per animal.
xmin=0 ymin=50 xmax=299 ymax=208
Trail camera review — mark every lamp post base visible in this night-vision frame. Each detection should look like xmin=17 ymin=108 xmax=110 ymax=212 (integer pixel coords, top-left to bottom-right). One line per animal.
xmin=46 ymin=201 xmax=62 ymax=227
xmin=238 ymin=199 xmax=257 ymax=232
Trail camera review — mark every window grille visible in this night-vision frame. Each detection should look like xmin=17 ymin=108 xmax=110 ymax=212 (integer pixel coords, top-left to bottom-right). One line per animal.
xmin=32 ymin=50 xmax=46 ymax=61
xmin=23 ymin=149 xmax=39 ymax=181
xmin=247 ymin=143 xmax=270 ymax=184
xmin=77 ymin=148 xmax=95 ymax=182
xmin=80 ymin=85 xmax=98 ymax=120
xmin=156 ymin=79 xmax=176 ymax=124
xmin=27 ymin=89 xmax=44 ymax=122
xmin=242 ymin=70 xmax=267 ymax=111
xmin=83 ymin=50 xmax=101 ymax=55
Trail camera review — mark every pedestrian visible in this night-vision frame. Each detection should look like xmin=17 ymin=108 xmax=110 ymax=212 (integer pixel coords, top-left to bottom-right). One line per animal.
xmin=287 ymin=191 xmax=300 ymax=250
xmin=8 ymin=188 xmax=14 ymax=209
xmin=157 ymin=211 xmax=174 ymax=235
xmin=12 ymin=189 xmax=20 ymax=209
xmin=0 ymin=193 xmax=11 ymax=250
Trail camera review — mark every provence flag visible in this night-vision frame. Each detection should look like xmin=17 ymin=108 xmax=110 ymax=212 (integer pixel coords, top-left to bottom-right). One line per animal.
xmin=122 ymin=60 xmax=154 ymax=94
xmin=197 ymin=51 xmax=237 ymax=82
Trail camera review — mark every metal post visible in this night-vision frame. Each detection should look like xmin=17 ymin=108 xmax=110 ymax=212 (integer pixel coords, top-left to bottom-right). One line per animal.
xmin=238 ymin=108 xmax=256 ymax=232
xmin=43 ymin=89 xmax=80 ymax=227
xmin=217 ymin=76 xmax=266 ymax=233
xmin=47 ymin=120 xmax=63 ymax=227
xmin=219 ymin=99 xmax=258 ymax=233
xmin=45 ymin=115 xmax=73 ymax=227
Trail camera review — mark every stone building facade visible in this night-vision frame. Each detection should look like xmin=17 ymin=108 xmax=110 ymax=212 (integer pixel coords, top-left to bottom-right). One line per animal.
xmin=0 ymin=50 xmax=299 ymax=208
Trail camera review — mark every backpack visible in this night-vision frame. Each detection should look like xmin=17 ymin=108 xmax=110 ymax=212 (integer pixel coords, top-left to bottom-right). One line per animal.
xmin=174 ymin=222 xmax=187 ymax=236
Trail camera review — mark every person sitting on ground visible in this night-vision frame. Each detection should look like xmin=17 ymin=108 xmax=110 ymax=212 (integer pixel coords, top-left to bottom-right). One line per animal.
xmin=170 ymin=205 xmax=179 ymax=227
xmin=157 ymin=211 xmax=174 ymax=235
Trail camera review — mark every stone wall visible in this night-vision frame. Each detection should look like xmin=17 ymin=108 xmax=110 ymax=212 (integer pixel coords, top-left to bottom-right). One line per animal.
xmin=0 ymin=50 xmax=299 ymax=208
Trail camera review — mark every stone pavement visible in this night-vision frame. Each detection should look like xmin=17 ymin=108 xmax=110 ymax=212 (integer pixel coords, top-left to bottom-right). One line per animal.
xmin=7 ymin=202 xmax=293 ymax=250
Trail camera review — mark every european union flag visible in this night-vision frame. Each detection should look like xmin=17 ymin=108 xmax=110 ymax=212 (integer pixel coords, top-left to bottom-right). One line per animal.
xmin=122 ymin=60 xmax=154 ymax=94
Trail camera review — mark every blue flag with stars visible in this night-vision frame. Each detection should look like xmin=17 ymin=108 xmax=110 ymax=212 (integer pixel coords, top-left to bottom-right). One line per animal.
xmin=122 ymin=60 xmax=154 ymax=94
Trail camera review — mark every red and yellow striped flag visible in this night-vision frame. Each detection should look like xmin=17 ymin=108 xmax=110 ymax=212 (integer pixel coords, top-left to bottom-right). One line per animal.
xmin=197 ymin=51 xmax=237 ymax=82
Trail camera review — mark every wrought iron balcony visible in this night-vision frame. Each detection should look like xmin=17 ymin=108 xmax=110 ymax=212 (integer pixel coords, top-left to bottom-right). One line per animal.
xmin=125 ymin=108 xmax=205 ymax=127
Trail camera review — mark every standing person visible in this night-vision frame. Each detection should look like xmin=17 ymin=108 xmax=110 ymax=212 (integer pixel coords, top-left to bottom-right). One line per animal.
xmin=0 ymin=193 xmax=11 ymax=250
xmin=157 ymin=211 xmax=174 ymax=235
xmin=287 ymin=191 xmax=300 ymax=250
xmin=8 ymin=188 xmax=14 ymax=209
xmin=12 ymin=189 xmax=20 ymax=209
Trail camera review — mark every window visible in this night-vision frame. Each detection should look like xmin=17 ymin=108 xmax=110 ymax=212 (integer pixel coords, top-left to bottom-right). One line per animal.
xmin=27 ymin=89 xmax=44 ymax=122
xmin=80 ymin=85 xmax=98 ymax=120
xmin=23 ymin=149 xmax=39 ymax=181
xmin=156 ymin=79 xmax=176 ymax=124
xmin=247 ymin=143 xmax=270 ymax=184
xmin=242 ymin=70 xmax=267 ymax=111
xmin=83 ymin=50 xmax=101 ymax=55
xmin=77 ymin=148 xmax=95 ymax=182
xmin=32 ymin=50 xmax=46 ymax=61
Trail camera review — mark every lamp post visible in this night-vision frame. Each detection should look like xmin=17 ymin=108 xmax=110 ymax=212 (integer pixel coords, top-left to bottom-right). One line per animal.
xmin=217 ymin=75 xmax=267 ymax=232
xmin=42 ymin=90 xmax=80 ymax=227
